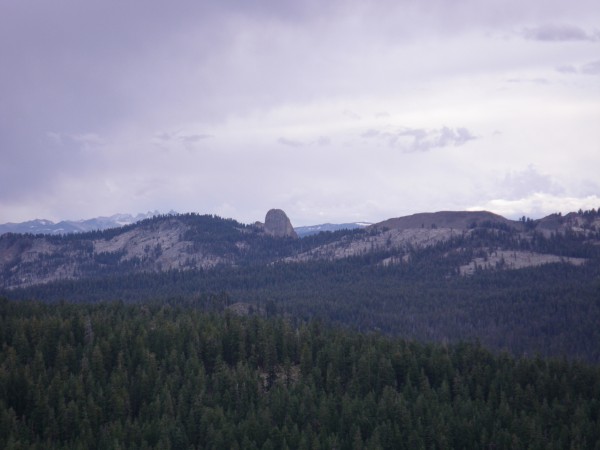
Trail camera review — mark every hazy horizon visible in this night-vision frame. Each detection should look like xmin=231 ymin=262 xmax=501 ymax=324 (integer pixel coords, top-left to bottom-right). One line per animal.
xmin=2 ymin=205 xmax=594 ymax=230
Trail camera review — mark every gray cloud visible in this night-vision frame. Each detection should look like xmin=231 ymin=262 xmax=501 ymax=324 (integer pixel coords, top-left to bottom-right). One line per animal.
xmin=278 ymin=137 xmax=305 ymax=148
xmin=556 ymin=65 xmax=578 ymax=74
xmin=277 ymin=136 xmax=332 ymax=148
xmin=556 ymin=60 xmax=600 ymax=76
xmin=316 ymin=136 xmax=332 ymax=146
xmin=1 ymin=0 xmax=599 ymax=224
xmin=179 ymin=134 xmax=213 ymax=143
xmin=506 ymin=78 xmax=549 ymax=85
xmin=364 ymin=126 xmax=477 ymax=153
xmin=154 ymin=132 xmax=213 ymax=152
xmin=400 ymin=127 xmax=477 ymax=152
xmin=522 ymin=24 xmax=597 ymax=42
xmin=581 ymin=60 xmax=600 ymax=75
xmin=46 ymin=132 xmax=104 ymax=150
xmin=500 ymin=166 xmax=564 ymax=200
xmin=343 ymin=110 xmax=362 ymax=120
xmin=156 ymin=133 xmax=173 ymax=141
xmin=361 ymin=129 xmax=381 ymax=138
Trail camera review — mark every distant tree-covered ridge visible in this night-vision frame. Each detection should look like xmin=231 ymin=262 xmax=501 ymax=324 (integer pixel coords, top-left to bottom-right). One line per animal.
xmin=1 ymin=298 xmax=599 ymax=449
xmin=5 ymin=225 xmax=600 ymax=364
xmin=2 ymin=208 xmax=600 ymax=290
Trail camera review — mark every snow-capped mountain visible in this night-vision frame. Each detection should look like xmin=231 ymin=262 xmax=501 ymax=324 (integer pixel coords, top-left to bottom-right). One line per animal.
xmin=294 ymin=222 xmax=372 ymax=237
xmin=0 ymin=211 xmax=169 ymax=235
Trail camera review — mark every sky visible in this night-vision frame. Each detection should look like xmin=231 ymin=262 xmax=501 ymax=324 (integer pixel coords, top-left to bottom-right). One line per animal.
xmin=1 ymin=0 xmax=599 ymax=227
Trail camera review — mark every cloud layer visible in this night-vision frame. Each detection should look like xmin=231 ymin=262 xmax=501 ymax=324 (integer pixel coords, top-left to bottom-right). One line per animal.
xmin=1 ymin=0 xmax=599 ymax=225
xmin=362 ymin=127 xmax=477 ymax=153
xmin=523 ymin=24 xmax=599 ymax=42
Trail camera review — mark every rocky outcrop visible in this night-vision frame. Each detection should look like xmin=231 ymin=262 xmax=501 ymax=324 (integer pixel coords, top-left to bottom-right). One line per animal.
xmin=264 ymin=209 xmax=297 ymax=238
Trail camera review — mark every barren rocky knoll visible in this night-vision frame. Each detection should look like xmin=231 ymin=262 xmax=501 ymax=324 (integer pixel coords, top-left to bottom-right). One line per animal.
xmin=459 ymin=250 xmax=587 ymax=275
xmin=373 ymin=210 xmax=517 ymax=231
xmin=285 ymin=227 xmax=462 ymax=262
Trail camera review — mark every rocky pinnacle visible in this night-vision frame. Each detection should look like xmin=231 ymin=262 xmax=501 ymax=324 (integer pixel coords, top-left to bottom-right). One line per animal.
xmin=264 ymin=209 xmax=298 ymax=238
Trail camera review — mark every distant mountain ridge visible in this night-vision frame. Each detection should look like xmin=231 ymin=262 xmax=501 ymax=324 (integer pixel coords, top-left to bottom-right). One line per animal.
xmin=0 ymin=211 xmax=169 ymax=235
xmin=1 ymin=213 xmax=371 ymax=238
xmin=295 ymin=222 xmax=372 ymax=237
xmin=3 ymin=207 xmax=599 ymax=365
xmin=1 ymin=208 xmax=599 ymax=290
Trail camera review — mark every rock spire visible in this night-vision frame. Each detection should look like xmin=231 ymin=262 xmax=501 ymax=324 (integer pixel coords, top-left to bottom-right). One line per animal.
xmin=264 ymin=209 xmax=297 ymax=238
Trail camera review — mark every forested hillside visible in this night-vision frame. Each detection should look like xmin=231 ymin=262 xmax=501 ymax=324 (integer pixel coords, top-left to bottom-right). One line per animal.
xmin=1 ymin=299 xmax=599 ymax=449
xmin=6 ymin=226 xmax=600 ymax=364
xmin=2 ymin=209 xmax=599 ymax=290
xmin=0 ymin=213 xmax=359 ymax=289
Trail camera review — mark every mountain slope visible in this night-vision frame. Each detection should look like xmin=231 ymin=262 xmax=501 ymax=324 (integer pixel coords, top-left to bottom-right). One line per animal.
xmin=1 ymin=208 xmax=599 ymax=290
xmin=3 ymin=208 xmax=600 ymax=363
xmin=0 ymin=213 xmax=275 ymax=288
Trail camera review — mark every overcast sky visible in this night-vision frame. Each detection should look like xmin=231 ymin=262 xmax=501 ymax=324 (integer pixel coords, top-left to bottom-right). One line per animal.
xmin=2 ymin=0 xmax=599 ymax=226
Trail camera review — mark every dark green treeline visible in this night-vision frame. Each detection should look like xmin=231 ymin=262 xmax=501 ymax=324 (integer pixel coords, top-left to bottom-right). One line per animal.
xmin=1 ymin=298 xmax=599 ymax=449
